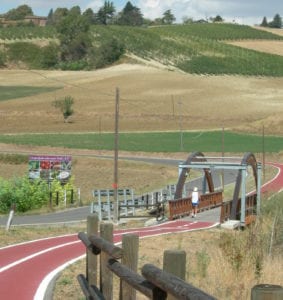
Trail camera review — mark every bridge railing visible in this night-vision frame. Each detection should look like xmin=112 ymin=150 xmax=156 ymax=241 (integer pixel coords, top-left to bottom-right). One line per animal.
xmin=220 ymin=193 xmax=257 ymax=225
xmin=168 ymin=191 xmax=223 ymax=220
xmin=91 ymin=188 xmax=170 ymax=221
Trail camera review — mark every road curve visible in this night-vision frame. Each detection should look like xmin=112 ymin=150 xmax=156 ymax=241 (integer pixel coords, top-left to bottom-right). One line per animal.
xmin=1 ymin=162 xmax=282 ymax=299
xmin=0 ymin=220 xmax=217 ymax=300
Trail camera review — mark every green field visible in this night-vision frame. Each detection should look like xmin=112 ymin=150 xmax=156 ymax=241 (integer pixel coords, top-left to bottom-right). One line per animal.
xmin=0 ymin=86 xmax=61 ymax=101
xmin=0 ymin=131 xmax=282 ymax=153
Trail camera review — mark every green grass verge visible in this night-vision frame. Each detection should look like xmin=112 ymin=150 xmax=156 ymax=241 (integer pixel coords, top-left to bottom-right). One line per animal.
xmin=0 ymin=131 xmax=282 ymax=153
xmin=0 ymin=86 xmax=61 ymax=101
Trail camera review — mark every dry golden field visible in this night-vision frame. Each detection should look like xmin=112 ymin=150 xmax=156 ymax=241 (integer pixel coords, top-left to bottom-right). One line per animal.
xmin=1 ymin=63 xmax=283 ymax=135
xmin=1 ymin=60 xmax=283 ymax=200
xmin=1 ymin=60 xmax=283 ymax=299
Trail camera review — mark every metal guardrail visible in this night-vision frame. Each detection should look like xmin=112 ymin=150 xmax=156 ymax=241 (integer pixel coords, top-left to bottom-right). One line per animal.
xmin=90 ymin=186 xmax=175 ymax=221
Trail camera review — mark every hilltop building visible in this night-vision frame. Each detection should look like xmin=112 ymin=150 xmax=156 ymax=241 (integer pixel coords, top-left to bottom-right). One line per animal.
xmin=0 ymin=15 xmax=47 ymax=27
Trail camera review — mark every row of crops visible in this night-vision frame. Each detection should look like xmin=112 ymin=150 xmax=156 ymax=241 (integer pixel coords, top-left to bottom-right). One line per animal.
xmin=91 ymin=24 xmax=283 ymax=76
xmin=152 ymin=23 xmax=283 ymax=41
xmin=1 ymin=23 xmax=283 ymax=76
xmin=0 ymin=26 xmax=56 ymax=40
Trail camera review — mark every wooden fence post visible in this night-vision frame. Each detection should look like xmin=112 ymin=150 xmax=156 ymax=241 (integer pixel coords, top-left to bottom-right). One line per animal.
xmin=100 ymin=222 xmax=114 ymax=299
xmin=121 ymin=234 xmax=139 ymax=300
xmin=87 ymin=214 xmax=99 ymax=286
xmin=251 ymin=284 xmax=283 ymax=300
xmin=163 ymin=250 xmax=186 ymax=300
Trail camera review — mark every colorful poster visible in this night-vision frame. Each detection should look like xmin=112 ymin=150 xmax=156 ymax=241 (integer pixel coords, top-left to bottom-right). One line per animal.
xmin=29 ymin=155 xmax=72 ymax=183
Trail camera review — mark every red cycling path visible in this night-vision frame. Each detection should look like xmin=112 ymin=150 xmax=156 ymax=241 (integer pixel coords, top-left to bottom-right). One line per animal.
xmin=0 ymin=220 xmax=215 ymax=299
xmin=1 ymin=162 xmax=282 ymax=300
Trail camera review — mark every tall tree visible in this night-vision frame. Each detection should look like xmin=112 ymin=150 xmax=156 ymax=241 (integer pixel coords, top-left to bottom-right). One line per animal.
xmin=117 ymin=1 xmax=143 ymax=26
xmin=56 ymin=9 xmax=91 ymax=61
xmin=69 ymin=6 xmax=81 ymax=16
xmin=46 ymin=9 xmax=54 ymax=25
xmin=162 ymin=9 xmax=176 ymax=25
xmin=96 ymin=1 xmax=116 ymax=25
xmin=51 ymin=8 xmax=69 ymax=26
xmin=211 ymin=15 xmax=224 ymax=23
xmin=269 ymin=14 xmax=282 ymax=28
xmin=5 ymin=5 xmax=33 ymax=20
xmin=83 ymin=8 xmax=95 ymax=24
xmin=260 ymin=16 xmax=268 ymax=27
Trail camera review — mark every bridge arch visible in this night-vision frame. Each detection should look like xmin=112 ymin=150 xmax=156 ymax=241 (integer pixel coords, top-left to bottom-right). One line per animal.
xmin=174 ymin=151 xmax=214 ymax=200
xmin=175 ymin=151 xmax=261 ymax=224
xmin=231 ymin=152 xmax=258 ymax=219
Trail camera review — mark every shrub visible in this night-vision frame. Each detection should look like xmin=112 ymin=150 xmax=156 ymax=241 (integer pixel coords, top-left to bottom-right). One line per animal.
xmin=0 ymin=176 xmax=49 ymax=213
xmin=89 ymin=37 xmax=125 ymax=68
xmin=52 ymin=95 xmax=75 ymax=122
xmin=0 ymin=176 xmax=77 ymax=213
xmin=0 ymin=50 xmax=6 ymax=67
xmin=6 ymin=42 xmax=42 ymax=68
xmin=0 ymin=179 xmax=14 ymax=213
xmin=39 ymin=43 xmax=60 ymax=69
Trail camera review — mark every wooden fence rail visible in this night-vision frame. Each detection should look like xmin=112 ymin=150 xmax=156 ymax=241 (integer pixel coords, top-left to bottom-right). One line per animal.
xmin=77 ymin=215 xmax=217 ymax=300
xmin=77 ymin=215 xmax=283 ymax=300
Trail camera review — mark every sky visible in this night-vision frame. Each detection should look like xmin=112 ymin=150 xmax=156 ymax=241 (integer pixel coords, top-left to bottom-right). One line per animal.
xmin=1 ymin=0 xmax=282 ymax=25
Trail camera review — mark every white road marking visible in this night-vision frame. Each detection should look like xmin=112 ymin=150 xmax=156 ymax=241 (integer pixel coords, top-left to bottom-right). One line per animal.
xmin=0 ymin=233 xmax=77 ymax=251
xmin=0 ymin=240 xmax=80 ymax=273
xmin=33 ymin=254 xmax=85 ymax=300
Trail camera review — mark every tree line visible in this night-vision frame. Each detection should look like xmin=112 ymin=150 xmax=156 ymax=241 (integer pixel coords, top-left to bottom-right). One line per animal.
xmin=1 ymin=2 xmax=282 ymax=72
xmin=260 ymin=14 xmax=282 ymax=28
xmin=1 ymin=2 xmax=177 ymax=27
xmin=2 ymin=2 xmax=282 ymax=28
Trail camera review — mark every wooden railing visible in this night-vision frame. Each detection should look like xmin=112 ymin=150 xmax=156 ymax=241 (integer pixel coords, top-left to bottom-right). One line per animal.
xmin=77 ymin=215 xmax=283 ymax=299
xmin=168 ymin=191 xmax=223 ymax=220
xmin=78 ymin=215 xmax=216 ymax=300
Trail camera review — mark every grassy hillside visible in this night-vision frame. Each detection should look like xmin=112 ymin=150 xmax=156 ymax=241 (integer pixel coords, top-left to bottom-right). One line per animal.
xmin=1 ymin=23 xmax=283 ymax=76
xmin=91 ymin=24 xmax=283 ymax=76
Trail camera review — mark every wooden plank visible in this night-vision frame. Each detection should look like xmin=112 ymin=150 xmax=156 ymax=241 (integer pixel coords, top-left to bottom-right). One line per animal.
xmin=77 ymin=274 xmax=105 ymax=300
xmin=163 ymin=250 xmax=186 ymax=300
xmin=121 ymin=234 xmax=139 ymax=299
xmin=142 ymin=264 xmax=217 ymax=300
xmin=108 ymin=259 xmax=167 ymax=299
xmin=87 ymin=215 xmax=99 ymax=286
xmin=100 ymin=223 xmax=114 ymax=300
xmin=88 ymin=234 xmax=123 ymax=259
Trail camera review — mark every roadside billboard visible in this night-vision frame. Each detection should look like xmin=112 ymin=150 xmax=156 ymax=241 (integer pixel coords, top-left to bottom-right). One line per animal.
xmin=28 ymin=155 xmax=72 ymax=183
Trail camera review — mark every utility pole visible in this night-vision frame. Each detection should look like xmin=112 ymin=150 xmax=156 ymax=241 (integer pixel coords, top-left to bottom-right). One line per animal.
xmin=171 ymin=95 xmax=175 ymax=117
xmin=113 ymin=87 xmax=119 ymax=223
xmin=221 ymin=126 xmax=225 ymax=190
xmin=178 ymin=100 xmax=184 ymax=151
xmin=262 ymin=125 xmax=265 ymax=182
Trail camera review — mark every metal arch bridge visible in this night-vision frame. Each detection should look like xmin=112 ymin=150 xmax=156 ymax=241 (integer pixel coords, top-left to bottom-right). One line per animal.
xmin=175 ymin=151 xmax=262 ymax=225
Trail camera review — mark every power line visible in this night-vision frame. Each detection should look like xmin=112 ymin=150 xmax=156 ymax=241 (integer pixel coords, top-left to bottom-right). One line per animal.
xmin=23 ymin=69 xmax=116 ymax=98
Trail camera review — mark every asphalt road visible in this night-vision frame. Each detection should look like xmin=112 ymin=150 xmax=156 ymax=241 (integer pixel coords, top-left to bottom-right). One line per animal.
xmin=0 ymin=156 xmax=238 ymax=227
